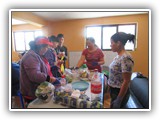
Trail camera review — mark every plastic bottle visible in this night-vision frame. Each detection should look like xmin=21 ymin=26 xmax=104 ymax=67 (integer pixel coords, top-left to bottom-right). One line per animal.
xmin=60 ymin=75 xmax=66 ymax=86
xmin=90 ymin=69 xmax=102 ymax=102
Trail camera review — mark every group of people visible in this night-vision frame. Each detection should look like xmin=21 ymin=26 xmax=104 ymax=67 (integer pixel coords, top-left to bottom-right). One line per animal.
xmin=13 ymin=32 xmax=135 ymax=109
xmin=15 ymin=34 xmax=67 ymax=104
xmin=76 ymin=32 xmax=134 ymax=108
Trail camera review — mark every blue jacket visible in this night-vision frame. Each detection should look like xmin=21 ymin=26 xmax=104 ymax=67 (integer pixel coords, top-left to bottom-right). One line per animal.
xmin=12 ymin=62 xmax=20 ymax=96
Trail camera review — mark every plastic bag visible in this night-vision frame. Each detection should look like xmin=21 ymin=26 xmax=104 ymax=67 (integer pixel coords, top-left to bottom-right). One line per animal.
xmin=35 ymin=81 xmax=55 ymax=102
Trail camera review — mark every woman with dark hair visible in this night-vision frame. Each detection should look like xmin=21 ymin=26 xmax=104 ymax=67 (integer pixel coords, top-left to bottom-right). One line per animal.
xmin=44 ymin=35 xmax=62 ymax=77
xmin=76 ymin=37 xmax=105 ymax=72
xmin=108 ymin=32 xmax=135 ymax=108
xmin=20 ymin=36 xmax=58 ymax=103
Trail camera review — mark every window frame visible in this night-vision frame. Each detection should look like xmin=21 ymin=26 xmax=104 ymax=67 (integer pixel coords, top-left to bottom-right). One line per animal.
xmin=13 ymin=30 xmax=43 ymax=52
xmin=86 ymin=23 xmax=137 ymax=51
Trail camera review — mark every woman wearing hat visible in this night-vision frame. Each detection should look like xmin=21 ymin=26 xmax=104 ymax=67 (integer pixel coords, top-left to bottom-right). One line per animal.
xmin=20 ymin=36 xmax=58 ymax=104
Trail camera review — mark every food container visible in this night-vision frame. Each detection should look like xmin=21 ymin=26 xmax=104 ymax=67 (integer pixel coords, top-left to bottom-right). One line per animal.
xmin=35 ymin=81 xmax=55 ymax=103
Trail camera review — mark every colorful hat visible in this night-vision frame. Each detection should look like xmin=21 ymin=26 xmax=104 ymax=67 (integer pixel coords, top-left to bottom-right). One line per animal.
xmin=35 ymin=37 xmax=53 ymax=46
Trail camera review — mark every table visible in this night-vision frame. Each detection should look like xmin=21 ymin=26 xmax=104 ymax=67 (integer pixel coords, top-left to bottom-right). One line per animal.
xmin=27 ymin=73 xmax=105 ymax=109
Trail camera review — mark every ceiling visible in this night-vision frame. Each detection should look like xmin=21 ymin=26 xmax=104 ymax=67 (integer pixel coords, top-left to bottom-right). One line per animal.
xmin=32 ymin=11 xmax=147 ymax=21
xmin=12 ymin=11 xmax=148 ymax=25
xmin=12 ymin=18 xmax=28 ymax=25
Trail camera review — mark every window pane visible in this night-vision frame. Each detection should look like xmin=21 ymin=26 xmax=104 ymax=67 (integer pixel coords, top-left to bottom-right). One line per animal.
xmin=86 ymin=27 xmax=101 ymax=48
xmin=14 ymin=32 xmax=25 ymax=51
xmin=25 ymin=32 xmax=34 ymax=50
xmin=35 ymin=30 xmax=43 ymax=38
xmin=103 ymin=26 xmax=117 ymax=49
xmin=119 ymin=25 xmax=135 ymax=34
xmin=118 ymin=25 xmax=136 ymax=50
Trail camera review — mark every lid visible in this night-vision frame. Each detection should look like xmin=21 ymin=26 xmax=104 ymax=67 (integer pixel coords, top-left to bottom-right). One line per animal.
xmin=61 ymin=75 xmax=66 ymax=78
xmin=94 ymin=69 xmax=98 ymax=72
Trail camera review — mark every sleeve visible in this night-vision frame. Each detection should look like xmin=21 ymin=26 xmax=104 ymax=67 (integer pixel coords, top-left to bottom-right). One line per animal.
xmin=23 ymin=55 xmax=48 ymax=84
xmin=121 ymin=56 xmax=134 ymax=73
xmin=64 ymin=46 xmax=68 ymax=60
xmin=98 ymin=49 xmax=104 ymax=58
xmin=65 ymin=46 xmax=68 ymax=57
xmin=82 ymin=49 xmax=87 ymax=56
xmin=44 ymin=49 xmax=55 ymax=66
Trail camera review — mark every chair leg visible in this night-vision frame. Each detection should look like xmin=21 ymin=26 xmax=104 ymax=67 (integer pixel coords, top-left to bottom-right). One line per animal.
xmin=17 ymin=91 xmax=25 ymax=108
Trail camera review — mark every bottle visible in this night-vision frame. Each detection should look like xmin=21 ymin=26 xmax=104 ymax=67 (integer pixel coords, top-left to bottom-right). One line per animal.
xmin=90 ymin=69 xmax=102 ymax=102
xmin=60 ymin=75 xmax=66 ymax=86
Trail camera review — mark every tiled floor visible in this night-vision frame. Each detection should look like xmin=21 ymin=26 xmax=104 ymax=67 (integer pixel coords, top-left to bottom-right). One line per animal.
xmin=103 ymin=91 xmax=111 ymax=108
xmin=11 ymin=96 xmax=23 ymax=108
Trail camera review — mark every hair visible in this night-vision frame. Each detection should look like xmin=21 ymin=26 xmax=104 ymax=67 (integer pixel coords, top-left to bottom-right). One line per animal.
xmin=21 ymin=51 xmax=26 ymax=56
xmin=48 ymin=35 xmax=59 ymax=43
xmin=29 ymin=41 xmax=35 ymax=50
xmin=111 ymin=32 xmax=135 ymax=45
xmin=86 ymin=37 xmax=95 ymax=44
xmin=57 ymin=34 xmax=64 ymax=39
xmin=29 ymin=36 xmax=48 ymax=52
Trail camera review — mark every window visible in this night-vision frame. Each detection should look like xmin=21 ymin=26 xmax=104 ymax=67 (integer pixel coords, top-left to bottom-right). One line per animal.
xmin=86 ymin=23 xmax=137 ymax=51
xmin=86 ymin=26 xmax=101 ymax=48
xmin=13 ymin=30 xmax=43 ymax=52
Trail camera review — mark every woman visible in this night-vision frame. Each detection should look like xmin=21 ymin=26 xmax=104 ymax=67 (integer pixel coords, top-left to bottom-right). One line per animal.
xmin=44 ymin=35 xmax=62 ymax=77
xmin=76 ymin=37 xmax=104 ymax=72
xmin=108 ymin=32 xmax=135 ymax=108
xmin=20 ymin=36 xmax=57 ymax=103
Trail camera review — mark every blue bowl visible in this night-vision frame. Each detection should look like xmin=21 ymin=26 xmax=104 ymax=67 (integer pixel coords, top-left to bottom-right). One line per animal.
xmin=72 ymin=81 xmax=89 ymax=91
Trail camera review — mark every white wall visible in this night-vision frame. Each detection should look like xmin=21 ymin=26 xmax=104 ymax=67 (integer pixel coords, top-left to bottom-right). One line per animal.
xmin=69 ymin=51 xmax=117 ymax=68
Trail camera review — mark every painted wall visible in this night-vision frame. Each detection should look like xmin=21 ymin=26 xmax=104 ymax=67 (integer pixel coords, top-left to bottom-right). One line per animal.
xmin=11 ymin=13 xmax=149 ymax=77
xmin=48 ymin=14 xmax=149 ymax=77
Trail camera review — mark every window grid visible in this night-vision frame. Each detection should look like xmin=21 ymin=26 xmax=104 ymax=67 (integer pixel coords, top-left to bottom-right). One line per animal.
xmin=86 ymin=23 xmax=137 ymax=51
xmin=13 ymin=30 xmax=43 ymax=52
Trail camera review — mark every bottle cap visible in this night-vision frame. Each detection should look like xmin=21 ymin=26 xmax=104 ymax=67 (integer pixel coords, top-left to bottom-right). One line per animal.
xmin=61 ymin=75 xmax=66 ymax=78
xmin=94 ymin=69 xmax=98 ymax=72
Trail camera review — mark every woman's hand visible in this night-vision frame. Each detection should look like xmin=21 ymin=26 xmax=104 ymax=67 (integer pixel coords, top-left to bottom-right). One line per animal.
xmin=49 ymin=77 xmax=56 ymax=83
xmin=91 ymin=61 xmax=99 ymax=66
xmin=111 ymin=96 xmax=122 ymax=109
xmin=57 ymin=60 xmax=64 ymax=67
xmin=58 ymin=52 xmax=65 ymax=58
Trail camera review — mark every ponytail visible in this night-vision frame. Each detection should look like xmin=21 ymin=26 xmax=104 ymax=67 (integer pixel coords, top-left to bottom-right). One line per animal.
xmin=111 ymin=32 xmax=135 ymax=45
xmin=126 ymin=33 xmax=135 ymax=44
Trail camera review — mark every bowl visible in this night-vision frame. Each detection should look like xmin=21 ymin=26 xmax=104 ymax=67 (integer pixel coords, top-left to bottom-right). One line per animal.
xmin=72 ymin=81 xmax=89 ymax=91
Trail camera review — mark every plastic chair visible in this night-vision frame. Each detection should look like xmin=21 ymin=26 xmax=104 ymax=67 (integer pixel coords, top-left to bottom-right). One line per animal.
xmin=17 ymin=91 xmax=34 ymax=108
xmin=17 ymin=91 xmax=25 ymax=108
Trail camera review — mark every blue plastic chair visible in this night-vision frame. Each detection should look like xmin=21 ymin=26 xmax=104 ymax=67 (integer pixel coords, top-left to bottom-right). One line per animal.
xmin=17 ymin=91 xmax=25 ymax=108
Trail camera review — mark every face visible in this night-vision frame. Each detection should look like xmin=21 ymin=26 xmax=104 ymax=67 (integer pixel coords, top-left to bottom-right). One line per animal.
xmin=39 ymin=45 xmax=49 ymax=55
xmin=52 ymin=42 xmax=59 ymax=48
xmin=86 ymin=40 xmax=94 ymax=48
xmin=59 ymin=37 xmax=64 ymax=45
xmin=110 ymin=39 xmax=119 ymax=52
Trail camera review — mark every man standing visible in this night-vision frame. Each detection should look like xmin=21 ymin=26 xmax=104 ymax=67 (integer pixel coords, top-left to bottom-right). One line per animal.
xmin=55 ymin=34 xmax=68 ymax=68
